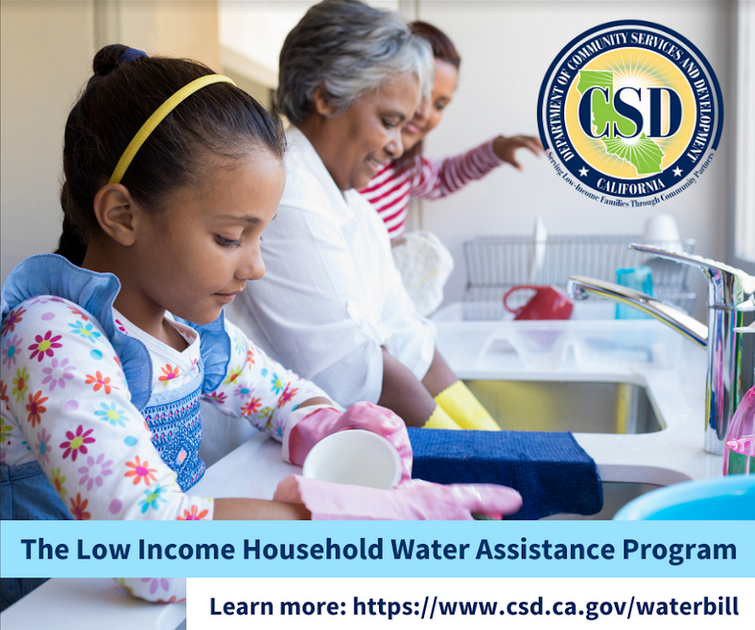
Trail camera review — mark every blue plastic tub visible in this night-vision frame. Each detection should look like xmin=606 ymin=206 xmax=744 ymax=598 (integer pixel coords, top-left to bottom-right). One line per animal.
xmin=614 ymin=475 xmax=755 ymax=520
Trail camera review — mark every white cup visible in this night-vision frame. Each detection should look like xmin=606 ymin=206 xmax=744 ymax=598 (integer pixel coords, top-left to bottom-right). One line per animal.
xmin=302 ymin=430 xmax=402 ymax=489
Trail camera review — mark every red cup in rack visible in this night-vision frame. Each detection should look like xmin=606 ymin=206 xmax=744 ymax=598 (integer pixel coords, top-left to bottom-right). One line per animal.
xmin=503 ymin=285 xmax=574 ymax=321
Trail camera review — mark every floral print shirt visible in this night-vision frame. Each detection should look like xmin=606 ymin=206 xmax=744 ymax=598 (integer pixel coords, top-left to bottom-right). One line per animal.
xmin=1 ymin=295 xmax=326 ymax=519
xmin=1 ymin=255 xmax=329 ymax=602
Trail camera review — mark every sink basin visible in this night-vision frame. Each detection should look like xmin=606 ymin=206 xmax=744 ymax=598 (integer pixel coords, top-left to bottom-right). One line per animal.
xmin=464 ymin=379 xmax=663 ymax=434
xmin=544 ymin=481 xmax=664 ymax=520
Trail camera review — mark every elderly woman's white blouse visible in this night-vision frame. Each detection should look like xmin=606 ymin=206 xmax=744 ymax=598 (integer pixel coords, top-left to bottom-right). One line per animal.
xmin=234 ymin=127 xmax=437 ymax=407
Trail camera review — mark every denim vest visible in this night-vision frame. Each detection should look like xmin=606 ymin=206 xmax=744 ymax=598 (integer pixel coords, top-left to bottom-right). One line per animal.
xmin=0 ymin=254 xmax=232 ymax=609
xmin=0 ymin=460 xmax=72 ymax=610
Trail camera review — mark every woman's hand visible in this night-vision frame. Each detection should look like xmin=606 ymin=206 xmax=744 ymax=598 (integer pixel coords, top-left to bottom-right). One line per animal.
xmin=492 ymin=135 xmax=544 ymax=170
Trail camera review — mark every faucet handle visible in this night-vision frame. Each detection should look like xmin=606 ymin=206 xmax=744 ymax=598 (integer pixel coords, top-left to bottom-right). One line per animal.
xmin=629 ymin=243 xmax=755 ymax=307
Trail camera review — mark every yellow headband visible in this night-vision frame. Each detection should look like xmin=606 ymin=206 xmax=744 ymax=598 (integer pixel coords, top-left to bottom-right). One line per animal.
xmin=108 ymin=74 xmax=237 ymax=184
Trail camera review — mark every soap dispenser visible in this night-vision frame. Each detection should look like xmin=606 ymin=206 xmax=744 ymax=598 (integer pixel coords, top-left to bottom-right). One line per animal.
xmin=723 ymin=321 xmax=755 ymax=476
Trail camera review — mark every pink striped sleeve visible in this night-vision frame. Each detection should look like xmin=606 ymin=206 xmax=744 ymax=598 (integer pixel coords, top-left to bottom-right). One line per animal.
xmin=412 ymin=138 xmax=503 ymax=200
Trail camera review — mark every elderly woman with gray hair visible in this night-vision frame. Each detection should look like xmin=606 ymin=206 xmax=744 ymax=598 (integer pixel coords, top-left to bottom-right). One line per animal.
xmin=231 ymin=0 xmax=499 ymax=432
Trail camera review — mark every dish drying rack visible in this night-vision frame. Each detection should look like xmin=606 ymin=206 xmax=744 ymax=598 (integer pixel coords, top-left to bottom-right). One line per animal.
xmin=462 ymin=234 xmax=696 ymax=320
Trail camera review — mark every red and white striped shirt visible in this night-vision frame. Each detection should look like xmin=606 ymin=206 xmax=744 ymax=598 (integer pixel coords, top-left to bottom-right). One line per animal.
xmin=359 ymin=138 xmax=503 ymax=239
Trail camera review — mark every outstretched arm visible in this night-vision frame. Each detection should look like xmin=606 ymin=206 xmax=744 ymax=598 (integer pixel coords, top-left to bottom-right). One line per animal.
xmin=198 ymin=317 xmax=331 ymax=443
xmin=411 ymin=135 xmax=543 ymax=201
xmin=492 ymin=134 xmax=544 ymax=170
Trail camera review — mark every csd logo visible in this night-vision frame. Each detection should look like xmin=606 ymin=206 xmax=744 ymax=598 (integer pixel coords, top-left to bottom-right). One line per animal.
xmin=538 ymin=20 xmax=722 ymax=204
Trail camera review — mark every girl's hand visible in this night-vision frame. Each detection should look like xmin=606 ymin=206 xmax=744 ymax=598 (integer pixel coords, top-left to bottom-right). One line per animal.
xmin=273 ymin=475 xmax=523 ymax=520
xmin=492 ymin=135 xmax=545 ymax=170
xmin=287 ymin=402 xmax=413 ymax=483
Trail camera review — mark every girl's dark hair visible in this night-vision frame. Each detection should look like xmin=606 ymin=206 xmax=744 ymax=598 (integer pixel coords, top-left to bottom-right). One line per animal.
xmin=411 ymin=21 xmax=461 ymax=70
xmin=392 ymin=21 xmax=461 ymax=175
xmin=56 ymin=44 xmax=286 ymax=265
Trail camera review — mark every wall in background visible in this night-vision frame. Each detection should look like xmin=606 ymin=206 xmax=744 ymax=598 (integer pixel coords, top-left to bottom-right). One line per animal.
xmin=1 ymin=0 xmax=738 ymax=323
xmin=1 ymin=1 xmax=94 ymax=282
xmin=1 ymin=0 xmax=221 ymax=283
xmin=218 ymin=0 xmax=399 ymax=87
xmin=411 ymin=0 xmax=733 ymax=317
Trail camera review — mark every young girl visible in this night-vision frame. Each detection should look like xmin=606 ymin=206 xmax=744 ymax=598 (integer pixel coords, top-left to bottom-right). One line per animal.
xmin=0 ymin=45 xmax=521 ymax=608
xmin=359 ymin=21 xmax=544 ymax=241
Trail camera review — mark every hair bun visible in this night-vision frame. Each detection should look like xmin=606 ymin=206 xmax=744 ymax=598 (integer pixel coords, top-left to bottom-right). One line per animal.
xmin=92 ymin=44 xmax=143 ymax=76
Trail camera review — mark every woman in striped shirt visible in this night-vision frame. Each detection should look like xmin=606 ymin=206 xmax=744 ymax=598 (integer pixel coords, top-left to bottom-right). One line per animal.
xmin=359 ymin=21 xmax=544 ymax=241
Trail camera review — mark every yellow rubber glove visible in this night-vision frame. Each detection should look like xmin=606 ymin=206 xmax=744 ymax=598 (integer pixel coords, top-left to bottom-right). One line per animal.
xmin=423 ymin=404 xmax=462 ymax=429
xmin=435 ymin=381 xmax=501 ymax=431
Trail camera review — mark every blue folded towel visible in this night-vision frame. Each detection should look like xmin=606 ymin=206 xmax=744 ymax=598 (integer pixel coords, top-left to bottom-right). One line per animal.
xmin=407 ymin=428 xmax=603 ymax=520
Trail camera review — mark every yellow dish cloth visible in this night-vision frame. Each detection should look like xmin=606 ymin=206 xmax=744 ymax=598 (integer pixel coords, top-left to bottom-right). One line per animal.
xmin=434 ymin=380 xmax=501 ymax=431
xmin=423 ymin=404 xmax=461 ymax=429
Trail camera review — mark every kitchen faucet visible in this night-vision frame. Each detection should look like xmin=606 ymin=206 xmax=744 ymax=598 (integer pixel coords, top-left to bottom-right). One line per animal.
xmin=567 ymin=244 xmax=755 ymax=455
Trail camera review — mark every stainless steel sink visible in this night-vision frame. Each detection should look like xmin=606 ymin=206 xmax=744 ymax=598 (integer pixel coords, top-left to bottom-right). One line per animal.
xmin=543 ymin=481 xmax=664 ymax=520
xmin=464 ymin=379 xmax=663 ymax=434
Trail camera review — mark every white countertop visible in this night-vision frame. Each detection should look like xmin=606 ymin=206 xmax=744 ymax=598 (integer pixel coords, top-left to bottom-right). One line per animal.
xmin=2 ymin=315 xmax=719 ymax=629
xmin=0 ymin=578 xmax=187 ymax=630
xmin=0 ymin=434 xmax=296 ymax=630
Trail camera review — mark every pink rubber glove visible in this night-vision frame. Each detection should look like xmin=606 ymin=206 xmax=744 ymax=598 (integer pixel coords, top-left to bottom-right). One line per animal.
xmin=273 ymin=475 xmax=523 ymax=520
xmin=287 ymin=402 xmax=413 ymax=483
